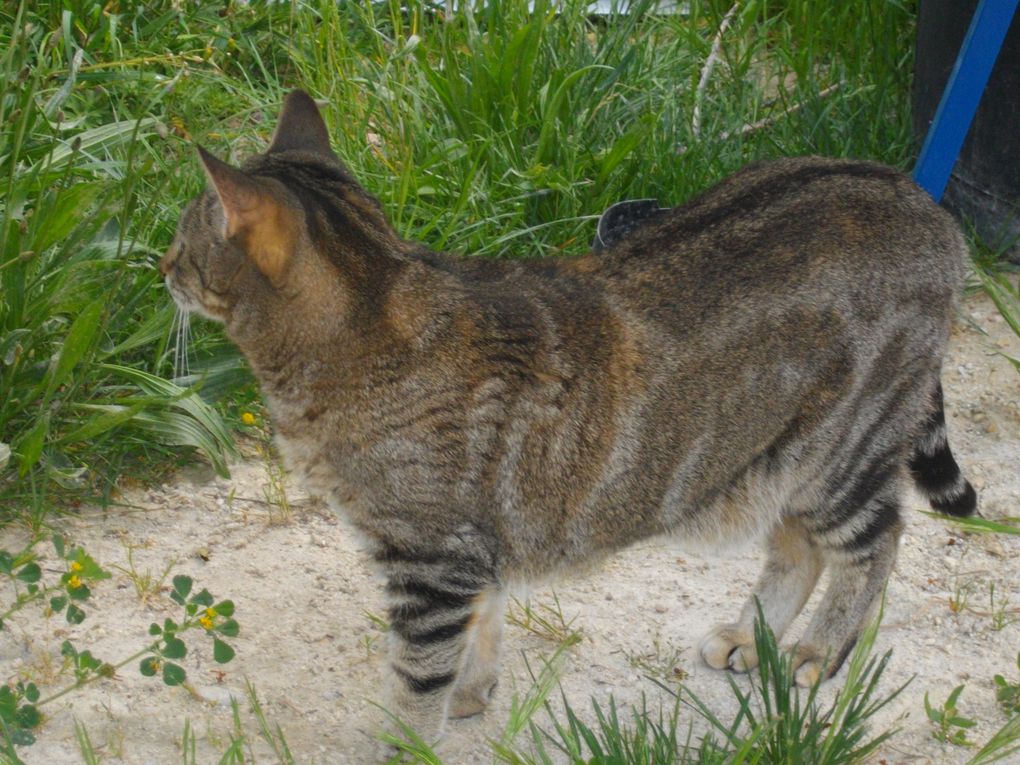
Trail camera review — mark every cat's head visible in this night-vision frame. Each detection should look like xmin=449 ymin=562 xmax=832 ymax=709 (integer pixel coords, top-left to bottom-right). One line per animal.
xmin=159 ymin=90 xmax=402 ymax=331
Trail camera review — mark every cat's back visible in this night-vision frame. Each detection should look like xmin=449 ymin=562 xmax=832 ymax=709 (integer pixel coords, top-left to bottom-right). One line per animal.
xmin=589 ymin=156 xmax=966 ymax=321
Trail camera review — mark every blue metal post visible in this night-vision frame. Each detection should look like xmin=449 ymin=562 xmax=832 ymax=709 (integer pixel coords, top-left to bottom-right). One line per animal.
xmin=912 ymin=0 xmax=1019 ymax=202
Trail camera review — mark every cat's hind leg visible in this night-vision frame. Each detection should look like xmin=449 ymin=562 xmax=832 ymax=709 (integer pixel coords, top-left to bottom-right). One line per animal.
xmin=791 ymin=487 xmax=902 ymax=687
xmin=449 ymin=587 xmax=507 ymax=719
xmin=700 ymin=516 xmax=823 ymax=673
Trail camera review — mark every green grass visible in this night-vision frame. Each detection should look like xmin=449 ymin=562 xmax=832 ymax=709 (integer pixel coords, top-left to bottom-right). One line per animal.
xmin=496 ymin=610 xmax=904 ymax=765
xmin=0 ymin=0 xmax=252 ymax=522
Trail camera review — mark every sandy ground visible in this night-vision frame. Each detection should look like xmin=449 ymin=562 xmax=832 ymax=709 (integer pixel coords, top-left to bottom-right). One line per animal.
xmin=3 ymin=290 xmax=1019 ymax=765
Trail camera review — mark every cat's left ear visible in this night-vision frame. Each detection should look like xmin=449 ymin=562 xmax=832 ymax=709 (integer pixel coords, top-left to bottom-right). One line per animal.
xmin=267 ymin=90 xmax=335 ymax=158
xmin=198 ymin=145 xmax=298 ymax=286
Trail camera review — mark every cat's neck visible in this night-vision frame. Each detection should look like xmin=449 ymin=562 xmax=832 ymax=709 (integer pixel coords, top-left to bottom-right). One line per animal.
xmin=229 ymin=250 xmax=446 ymax=408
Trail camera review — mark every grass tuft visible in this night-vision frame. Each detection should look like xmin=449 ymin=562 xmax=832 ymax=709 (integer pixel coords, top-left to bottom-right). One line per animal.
xmin=498 ymin=604 xmax=904 ymax=765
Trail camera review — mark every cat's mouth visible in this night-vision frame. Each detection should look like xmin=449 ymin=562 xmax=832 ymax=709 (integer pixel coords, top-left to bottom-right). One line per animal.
xmin=164 ymin=276 xmax=201 ymax=314
xmin=164 ymin=276 xmax=227 ymax=322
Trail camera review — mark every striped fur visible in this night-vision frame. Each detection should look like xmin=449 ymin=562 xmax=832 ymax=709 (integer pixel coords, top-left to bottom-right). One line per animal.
xmin=160 ymin=91 xmax=976 ymax=741
xmin=909 ymin=382 xmax=978 ymax=516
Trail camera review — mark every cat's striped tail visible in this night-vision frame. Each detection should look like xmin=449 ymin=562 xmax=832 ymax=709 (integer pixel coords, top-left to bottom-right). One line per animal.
xmin=909 ymin=382 xmax=977 ymax=517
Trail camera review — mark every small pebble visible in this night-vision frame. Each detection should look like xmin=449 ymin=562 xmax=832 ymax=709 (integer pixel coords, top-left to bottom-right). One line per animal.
xmin=198 ymin=686 xmax=240 ymax=708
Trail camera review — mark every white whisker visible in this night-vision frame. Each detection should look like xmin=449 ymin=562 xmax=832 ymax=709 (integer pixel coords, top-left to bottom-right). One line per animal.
xmin=182 ymin=311 xmax=191 ymax=378
xmin=172 ymin=308 xmax=192 ymax=381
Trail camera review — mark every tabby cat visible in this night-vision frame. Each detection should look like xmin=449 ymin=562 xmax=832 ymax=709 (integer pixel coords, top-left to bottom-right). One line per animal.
xmin=160 ymin=91 xmax=977 ymax=741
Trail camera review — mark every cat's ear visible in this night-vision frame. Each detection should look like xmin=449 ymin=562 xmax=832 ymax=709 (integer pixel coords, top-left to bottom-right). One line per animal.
xmin=197 ymin=145 xmax=297 ymax=285
xmin=267 ymin=90 xmax=335 ymax=158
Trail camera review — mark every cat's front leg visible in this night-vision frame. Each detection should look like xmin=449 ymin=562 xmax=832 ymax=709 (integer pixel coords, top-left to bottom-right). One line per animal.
xmin=449 ymin=587 xmax=507 ymax=719
xmin=378 ymin=540 xmax=498 ymax=743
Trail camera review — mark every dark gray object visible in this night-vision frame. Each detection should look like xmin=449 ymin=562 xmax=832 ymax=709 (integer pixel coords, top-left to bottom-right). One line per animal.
xmin=914 ymin=0 xmax=1020 ymax=258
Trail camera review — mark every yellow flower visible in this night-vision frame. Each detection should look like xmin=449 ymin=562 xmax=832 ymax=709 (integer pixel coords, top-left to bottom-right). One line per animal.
xmin=148 ymin=658 xmax=161 ymax=673
xmin=199 ymin=615 xmax=214 ymax=631
xmin=241 ymin=412 xmax=256 ymax=426
xmin=205 ymin=607 xmax=217 ymax=618
xmin=70 ymin=561 xmax=83 ymax=573
xmin=68 ymin=574 xmax=82 ymax=589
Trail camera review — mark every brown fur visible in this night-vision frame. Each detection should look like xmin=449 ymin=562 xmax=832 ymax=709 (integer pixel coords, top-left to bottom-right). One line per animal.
xmin=160 ymin=91 xmax=975 ymax=742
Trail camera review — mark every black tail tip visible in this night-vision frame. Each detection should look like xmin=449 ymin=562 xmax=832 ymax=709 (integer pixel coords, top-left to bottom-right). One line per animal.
xmin=930 ymin=479 xmax=978 ymax=517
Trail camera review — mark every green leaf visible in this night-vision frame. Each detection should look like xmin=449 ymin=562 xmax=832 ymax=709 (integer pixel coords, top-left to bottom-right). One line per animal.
xmin=68 ymin=582 xmax=91 ymax=601
xmin=15 ymin=705 xmax=40 ymax=730
xmin=926 ymin=511 xmax=1020 ymax=536
xmin=50 ymin=595 xmax=67 ymax=613
xmin=597 ymin=121 xmax=649 ymax=185
xmin=148 ymin=622 xmax=162 ymax=636
xmin=0 ymin=330 xmax=29 ymax=368
xmin=57 ymin=402 xmax=147 ymax=445
xmin=946 ymin=684 xmax=965 ymax=707
xmin=949 ymin=716 xmax=976 ymax=729
xmin=0 ymin=551 xmax=13 ymax=574
xmin=15 ymin=562 xmax=41 ymax=583
xmin=924 ymin=692 xmax=938 ymax=722
xmin=24 ymin=684 xmax=39 ymax=704
xmin=100 ymin=364 xmax=238 ymax=478
xmin=976 ymin=268 xmax=1020 ymax=340
xmin=0 ymin=686 xmax=14 ymax=718
xmin=30 ymin=183 xmax=104 ymax=254
xmin=39 ymin=118 xmax=159 ymax=171
xmin=216 ymin=619 xmax=239 ymax=638
xmin=212 ymin=638 xmax=235 ymax=664
xmin=70 ymin=549 xmax=110 ymax=580
xmin=78 ymin=650 xmax=101 ymax=672
xmin=66 ymin=604 xmax=85 ymax=624
xmin=190 ymin=588 xmax=213 ymax=607
xmin=213 ymin=600 xmax=235 ymax=618
xmin=139 ymin=657 xmax=158 ymax=677
xmin=52 ymin=534 xmax=66 ymax=558
xmin=43 ymin=299 xmax=105 ymax=405
xmin=17 ymin=411 xmax=50 ymax=476
xmin=162 ymin=636 xmax=187 ymax=660
xmin=172 ymin=574 xmax=193 ymax=599
xmin=162 ymin=662 xmax=186 ymax=686
xmin=534 ymin=65 xmax=612 ymax=165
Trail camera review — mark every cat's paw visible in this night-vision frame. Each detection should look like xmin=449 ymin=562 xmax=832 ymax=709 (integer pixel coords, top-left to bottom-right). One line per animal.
xmin=448 ymin=678 xmax=498 ymax=719
xmin=791 ymin=644 xmax=828 ymax=687
xmin=699 ymin=624 xmax=758 ymax=672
